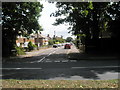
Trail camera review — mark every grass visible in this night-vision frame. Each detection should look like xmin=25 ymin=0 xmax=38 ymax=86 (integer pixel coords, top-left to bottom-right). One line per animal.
xmin=1 ymin=79 xmax=119 ymax=89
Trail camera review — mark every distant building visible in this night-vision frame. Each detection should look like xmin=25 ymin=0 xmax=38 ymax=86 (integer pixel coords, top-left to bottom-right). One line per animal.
xmin=16 ymin=33 xmax=49 ymax=48
xmin=16 ymin=35 xmax=35 ymax=47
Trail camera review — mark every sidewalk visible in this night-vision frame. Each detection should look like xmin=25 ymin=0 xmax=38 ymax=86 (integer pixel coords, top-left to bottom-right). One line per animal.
xmin=19 ymin=47 xmax=52 ymax=58
xmin=2 ymin=47 xmax=52 ymax=62
xmin=68 ymin=46 xmax=119 ymax=60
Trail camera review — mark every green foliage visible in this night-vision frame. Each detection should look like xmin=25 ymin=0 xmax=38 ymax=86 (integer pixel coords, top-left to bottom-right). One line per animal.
xmin=88 ymin=1 xmax=93 ymax=10
xmin=15 ymin=46 xmax=25 ymax=55
xmin=2 ymin=2 xmax=43 ymax=57
xmin=55 ymin=38 xmax=65 ymax=43
xmin=48 ymin=40 xmax=54 ymax=45
xmin=33 ymin=44 xmax=37 ymax=48
xmin=55 ymin=42 xmax=60 ymax=44
xmin=76 ymin=34 xmax=86 ymax=37
xmin=81 ymin=10 xmax=88 ymax=16
xmin=51 ymin=2 xmax=120 ymax=52
xmin=28 ymin=41 xmax=36 ymax=51
xmin=51 ymin=2 xmax=111 ymax=39
xmin=48 ymin=38 xmax=65 ymax=45
xmin=66 ymin=37 xmax=73 ymax=42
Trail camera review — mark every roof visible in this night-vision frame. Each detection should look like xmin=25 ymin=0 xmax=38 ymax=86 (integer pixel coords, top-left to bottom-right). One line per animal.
xmin=30 ymin=34 xmax=48 ymax=39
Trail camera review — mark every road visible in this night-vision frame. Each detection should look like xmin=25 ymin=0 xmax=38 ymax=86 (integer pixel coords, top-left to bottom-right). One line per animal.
xmin=1 ymin=45 xmax=120 ymax=80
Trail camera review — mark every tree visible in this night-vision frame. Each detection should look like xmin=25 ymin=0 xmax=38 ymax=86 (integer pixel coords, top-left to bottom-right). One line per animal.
xmin=50 ymin=2 xmax=92 ymax=48
xmin=51 ymin=2 xmax=115 ymax=50
xmin=106 ymin=2 xmax=120 ymax=52
xmin=107 ymin=2 xmax=120 ymax=39
xmin=66 ymin=37 xmax=73 ymax=42
xmin=2 ymin=2 xmax=43 ymax=57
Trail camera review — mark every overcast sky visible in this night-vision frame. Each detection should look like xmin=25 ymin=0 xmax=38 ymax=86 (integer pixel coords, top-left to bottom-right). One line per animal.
xmin=38 ymin=1 xmax=75 ymax=39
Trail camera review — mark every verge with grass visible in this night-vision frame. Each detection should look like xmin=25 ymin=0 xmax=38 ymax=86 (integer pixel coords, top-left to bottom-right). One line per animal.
xmin=2 ymin=79 xmax=119 ymax=88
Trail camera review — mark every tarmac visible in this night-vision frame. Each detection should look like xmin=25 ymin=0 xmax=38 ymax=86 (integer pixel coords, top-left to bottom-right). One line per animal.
xmin=2 ymin=45 xmax=119 ymax=63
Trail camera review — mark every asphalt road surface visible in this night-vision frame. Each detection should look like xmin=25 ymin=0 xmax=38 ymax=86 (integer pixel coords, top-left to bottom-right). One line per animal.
xmin=1 ymin=45 xmax=120 ymax=80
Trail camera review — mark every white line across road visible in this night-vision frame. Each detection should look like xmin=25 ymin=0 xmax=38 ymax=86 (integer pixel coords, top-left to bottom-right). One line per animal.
xmin=71 ymin=66 xmax=120 ymax=69
xmin=1 ymin=66 xmax=119 ymax=70
xmin=1 ymin=68 xmax=42 ymax=70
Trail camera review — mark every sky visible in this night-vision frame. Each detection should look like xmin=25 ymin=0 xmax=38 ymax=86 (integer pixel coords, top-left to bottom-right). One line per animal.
xmin=38 ymin=1 xmax=75 ymax=39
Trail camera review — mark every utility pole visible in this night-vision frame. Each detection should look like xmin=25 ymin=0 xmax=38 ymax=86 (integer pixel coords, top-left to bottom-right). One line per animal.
xmin=37 ymin=31 xmax=39 ymax=50
xmin=54 ymin=31 xmax=56 ymax=36
xmin=54 ymin=31 xmax=56 ymax=38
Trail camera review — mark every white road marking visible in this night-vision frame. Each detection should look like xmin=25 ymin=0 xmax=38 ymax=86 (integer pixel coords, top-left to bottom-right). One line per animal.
xmin=46 ymin=61 xmax=52 ymax=62
xmin=37 ymin=57 xmax=46 ymax=62
xmin=70 ymin=60 xmax=77 ymax=62
xmin=54 ymin=61 xmax=60 ymax=62
xmin=1 ymin=73 xmax=17 ymax=76
xmin=71 ymin=66 xmax=120 ymax=69
xmin=37 ymin=48 xmax=60 ymax=62
xmin=62 ymin=60 xmax=69 ymax=62
xmin=1 ymin=68 xmax=42 ymax=70
xmin=30 ymin=49 xmax=58 ymax=63
xmin=28 ymin=47 xmax=69 ymax=63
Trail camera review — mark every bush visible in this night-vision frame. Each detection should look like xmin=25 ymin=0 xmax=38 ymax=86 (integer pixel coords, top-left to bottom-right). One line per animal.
xmin=33 ymin=44 xmax=37 ymax=48
xmin=48 ymin=40 xmax=54 ymax=45
xmin=28 ymin=41 xmax=37 ymax=51
xmin=28 ymin=41 xmax=34 ymax=51
xmin=15 ymin=46 xmax=25 ymax=55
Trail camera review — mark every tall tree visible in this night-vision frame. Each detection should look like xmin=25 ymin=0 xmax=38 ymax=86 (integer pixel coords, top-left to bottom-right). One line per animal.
xmin=2 ymin=2 xmax=43 ymax=57
xmin=106 ymin=2 xmax=120 ymax=51
xmin=51 ymin=2 xmax=92 ymax=47
xmin=107 ymin=2 xmax=120 ymax=39
xmin=51 ymin=2 xmax=111 ymax=50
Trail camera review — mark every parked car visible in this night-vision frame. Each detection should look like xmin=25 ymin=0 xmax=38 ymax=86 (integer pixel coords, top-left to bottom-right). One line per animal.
xmin=64 ymin=43 xmax=71 ymax=49
xmin=53 ymin=44 xmax=58 ymax=48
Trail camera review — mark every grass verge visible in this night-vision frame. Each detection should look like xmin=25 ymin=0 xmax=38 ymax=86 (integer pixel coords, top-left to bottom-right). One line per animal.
xmin=1 ymin=79 xmax=119 ymax=88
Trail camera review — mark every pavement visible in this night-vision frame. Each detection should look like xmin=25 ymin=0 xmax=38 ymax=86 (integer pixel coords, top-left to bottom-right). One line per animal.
xmin=2 ymin=47 xmax=52 ymax=62
xmin=68 ymin=45 xmax=119 ymax=60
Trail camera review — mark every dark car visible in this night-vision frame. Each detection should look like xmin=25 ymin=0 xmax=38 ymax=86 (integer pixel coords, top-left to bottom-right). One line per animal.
xmin=53 ymin=44 xmax=58 ymax=48
xmin=64 ymin=43 xmax=71 ymax=49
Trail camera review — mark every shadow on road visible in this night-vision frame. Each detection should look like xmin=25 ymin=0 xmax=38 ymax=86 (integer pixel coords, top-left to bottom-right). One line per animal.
xmin=2 ymin=52 xmax=119 ymax=80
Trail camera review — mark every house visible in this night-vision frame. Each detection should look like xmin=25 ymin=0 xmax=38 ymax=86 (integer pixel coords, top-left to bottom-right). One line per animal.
xmin=16 ymin=33 xmax=49 ymax=48
xmin=16 ymin=35 xmax=35 ymax=48
xmin=33 ymin=33 xmax=49 ymax=46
